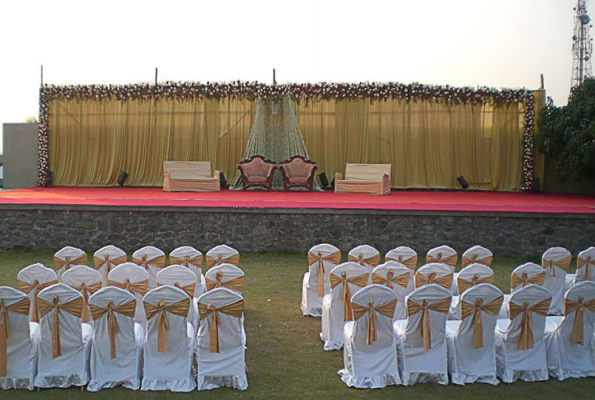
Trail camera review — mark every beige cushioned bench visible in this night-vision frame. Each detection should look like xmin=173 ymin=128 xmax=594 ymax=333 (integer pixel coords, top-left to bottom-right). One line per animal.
xmin=334 ymin=163 xmax=391 ymax=195
xmin=163 ymin=161 xmax=220 ymax=192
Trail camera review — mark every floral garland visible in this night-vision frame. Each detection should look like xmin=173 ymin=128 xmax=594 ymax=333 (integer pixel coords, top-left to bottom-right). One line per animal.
xmin=37 ymin=81 xmax=536 ymax=187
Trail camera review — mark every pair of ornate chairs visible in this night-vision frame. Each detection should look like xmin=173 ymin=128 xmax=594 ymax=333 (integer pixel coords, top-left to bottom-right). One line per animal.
xmin=236 ymin=155 xmax=317 ymax=191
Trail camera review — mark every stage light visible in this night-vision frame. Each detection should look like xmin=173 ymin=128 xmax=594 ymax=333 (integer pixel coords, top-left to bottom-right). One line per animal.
xmin=318 ymin=172 xmax=330 ymax=189
xmin=45 ymin=171 xmax=53 ymax=187
xmin=118 ymin=171 xmax=129 ymax=186
xmin=457 ymin=176 xmax=469 ymax=191
xmin=531 ymin=178 xmax=540 ymax=193
xmin=219 ymin=172 xmax=227 ymax=189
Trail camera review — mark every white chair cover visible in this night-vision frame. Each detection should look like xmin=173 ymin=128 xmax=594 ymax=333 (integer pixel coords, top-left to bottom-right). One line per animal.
xmin=204 ymin=264 xmax=245 ymax=295
xmin=16 ymin=263 xmax=58 ymax=323
xmin=542 ymin=247 xmax=572 ymax=315
xmin=206 ymin=245 xmax=240 ymax=269
xmin=141 ymin=286 xmax=196 ymax=392
xmin=461 ymin=245 xmax=493 ymax=268
xmin=426 ymin=245 xmax=458 ymax=271
xmin=131 ymin=246 xmax=166 ymax=291
xmin=414 ymin=263 xmax=453 ymax=291
xmin=320 ymin=262 xmax=369 ymax=350
xmin=87 ymin=287 xmax=143 ymax=391
xmin=371 ymin=262 xmax=413 ymax=320
xmin=338 ymin=285 xmax=401 ymax=388
xmin=34 ymin=283 xmax=92 ymax=388
xmin=446 ymin=284 xmax=503 ymax=385
xmin=394 ymin=284 xmax=451 ymax=386
xmin=348 ymin=245 xmax=381 ymax=282
xmin=301 ymin=244 xmax=341 ymax=317
xmin=385 ymin=246 xmax=418 ymax=270
xmin=499 ymin=262 xmax=546 ymax=318
xmin=196 ymin=287 xmax=247 ymax=390
xmin=169 ymin=246 xmax=204 ymax=297
xmin=544 ymin=281 xmax=595 ymax=380
xmin=0 ymin=286 xmax=38 ymax=390
xmin=53 ymin=246 xmax=87 ymax=281
xmin=495 ymin=284 xmax=552 ymax=383
xmin=156 ymin=265 xmax=200 ymax=332
xmin=108 ymin=263 xmax=150 ymax=331
xmin=93 ymin=245 xmax=127 ymax=286
xmin=62 ymin=265 xmax=103 ymax=326
xmin=572 ymin=247 xmax=595 ymax=284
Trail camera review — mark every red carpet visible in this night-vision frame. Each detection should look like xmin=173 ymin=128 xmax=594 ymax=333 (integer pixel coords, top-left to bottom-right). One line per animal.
xmin=0 ymin=187 xmax=593 ymax=214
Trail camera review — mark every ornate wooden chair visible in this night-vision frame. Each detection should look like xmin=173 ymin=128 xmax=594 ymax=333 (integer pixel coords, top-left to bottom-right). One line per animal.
xmin=278 ymin=155 xmax=318 ymax=191
xmin=236 ymin=156 xmax=277 ymax=190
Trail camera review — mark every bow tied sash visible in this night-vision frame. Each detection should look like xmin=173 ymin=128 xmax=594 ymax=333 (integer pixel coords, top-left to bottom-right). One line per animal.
xmin=71 ymin=281 xmax=102 ymax=322
xmin=427 ymin=252 xmax=458 ymax=267
xmin=577 ymin=256 xmax=594 ymax=280
xmin=511 ymin=271 xmax=545 ymax=290
xmin=17 ymin=279 xmax=58 ymax=322
xmin=457 ymin=273 xmax=494 ymax=294
xmin=330 ymin=272 xmax=368 ymax=321
xmin=170 ymin=254 xmax=203 ymax=269
xmin=157 ymin=282 xmax=196 ymax=299
xmin=144 ymin=298 xmax=190 ymax=353
xmin=385 ymin=254 xmax=417 ymax=269
xmin=308 ymin=250 xmax=341 ymax=297
xmin=509 ymin=297 xmax=551 ymax=350
xmin=564 ymin=296 xmax=595 ymax=345
xmin=0 ymin=297 xmax=30 ymax=376
xmin=372 ymin=270 xmax=410 ymax=289
xmin=108 ymin=278 xmax=149 ymax=296
xmin=460 ymin=295 xmax=503 ymax=348
xmin=348 ymin=253 xmax=380 ymax=268
xmin=93 ymin=254 xmax=127 ymax=276
xmin=53 ymin=253 xmax=87 ymax=272
xmin=90 ymin=299 xmax=136 ymax=359
xmin=132 ymin=254 xmax=166 ymax=271
xmin=206 ymin=253 xmax=240 ymax=269
xmin=462 ymin=254 xmax=493 ymax=268
xmin=407 ymin=297 xmax=451 ymax=351
xmin=38 ymin=295 xmax=84 ymax=358
xmin=352 ymin=298 xmax=397 ymax=345
xmin=198 ymin=299 xmax=244 ymax=353
xmin=542 ymin=255 xmax=572 ymax=277
xmin=205 ymin=272 xmax=245 ymax=292
xmin=415 ymin=271 xmax=453 ymax=290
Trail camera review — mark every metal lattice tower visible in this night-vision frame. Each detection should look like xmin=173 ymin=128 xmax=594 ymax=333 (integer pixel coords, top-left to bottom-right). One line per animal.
xmin=572 ymin=0 xmax=593 ymax=87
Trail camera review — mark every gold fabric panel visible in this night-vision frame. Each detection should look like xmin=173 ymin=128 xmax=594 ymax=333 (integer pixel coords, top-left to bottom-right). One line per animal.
xmin=511 ymin=271 xmax=545 ymax=290
xmin=70 ymin=282 xmax=102 ymax=323
xmin=460 ymin=295 xmax=503 ymax=349
xmin=348 ymin=253 xmax=381 ymax=267
xmin=564 ymin=296 xmax=595 ymax=345
xmin=90 ymin=299 xmax=136 ymax=359
xmin=205 ymin=273 xmax=244 ymax=293
xmin=371 ymin=271 xmax=409 ymax=289
xmin=385 ymin=255 xmax=417 ymax=270
xmin=577 ymin=256 xmax=593 ymax=280
xmin=108 ymin=279 xmax=149 ymax=297
xmin=93 ymin=254 xmax=127 ymax=275
xmin=144 ymin=298 xmax=190 ymax=353
xmin=0 ymin=297 xmax=30 ymax=376
xmin=407 ymin=297 xmax=451 ymax=352
xmin=352 ymin=298 xmax=397 ymax=345
xmin=198 ymin=299 xmax=244 ymax=353
xmin=157 ymin=283 xmax=196 ymax=299
xmin=17 ymin=279 xmax=58 ymax=323
xmin=542 ymin=255 xmax=572 ymax=277
xmin=38 ymin=295 xmax=84 ymax=358
xmin=426 ymin=253 xmax=458 ymax=267
xmin=461 ymin=255 xmax=493 ymax=268
xmin=415 ymin=271 xmax=453 ymax=290
xmin=457 ymin=274 xmax=494 ymax=294
xmin=206 ymin=254 xmax=240 ymax=269
xmin=132 ymin=255 xmax=166 ymax=270
xmin=509 ymin=297 xmax=551 ymax=350
xmin=307 ymin=250 xmax=341 ymax=297
xmin=53 ymin=254 xmax=87 ymax=272
xmin=330 ymin=272 xmax=368 ymax=322
xmin=170 ymin=254 xmax=203 ymax=269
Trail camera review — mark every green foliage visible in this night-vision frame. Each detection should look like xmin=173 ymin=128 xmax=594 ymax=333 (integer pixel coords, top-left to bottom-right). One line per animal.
xmin=536 ymin=78 xmax=595 ymax=182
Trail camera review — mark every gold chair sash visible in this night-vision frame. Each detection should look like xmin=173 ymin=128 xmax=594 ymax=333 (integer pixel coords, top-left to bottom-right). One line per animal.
xmin=90 ymin=299 xmax=136 ymax=359
xmin=157 ymin=282 xmax=196 ymax=299
xmin=407 ymin=297 xmax=451 ymax=352
xmin=511 ymin=270 xmax=545 ymax=290
xmin=330 ymin=272 xmax=368 ymax=321
xmin=348 ymin=252 xmax=381 ymax=267
xmin=462 ymin=254 xmax=493 ymax=268
xmin=509 ymin=297 xmax=551 ymax=350
xmin=53 ymin=253 xmax=87 ymax=271
xmin=108 ymin=278 xmax=149 ymax=297
xmin=426 ymin=252 xmax=458 ymax=267
xmin=372 ymin=271 xmax=409 ymax=289
xmin=132 ymin=254 xmax=166 ymax=270
xmin=170 ymin=254 xmax=203 ymax=269
xmin=71 ymin=282 xmax=102 ymax=323
xmin=308 ymin=250 xmax=341 ymax=297
xmin=198 ymin=299 xmax=244 ymax=353
xmin=564 ymin=296 xmax=595 ymax=345
xmin=415 ymin=271 xmax=453 ymax=290
xmin=577 ymin=256 xmax=594 ymax=281
xmin=205 ymin=272 xmax=245 ymax=292
xmin=17 ymin=279 xmax=58 ymax=323
xmin=460 ymin=295 xmax=503 ymax=349
xmin=457 ymin=274 xmax=494 ymax=294
xmin=93 ymin=254 xmax=127 ymax=276
xmin=0 ymin=297 xmax=30 ymax=376
xmin=38 ymin=295 xmax=84 ymax=358
xmin=206 ymin=253 xmax=240 ymax=269
xmin=385 ymin=254 xmax=417 ymax=270
xmin=144 ymin=298 xmax=190 ymax=353
xmin=353 ymin=298 xmax=397 ymax=345
xmin=542 ymin=255 xmax=572 ymax=277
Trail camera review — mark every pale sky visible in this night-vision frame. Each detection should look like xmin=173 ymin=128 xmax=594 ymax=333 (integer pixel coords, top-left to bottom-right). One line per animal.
xmin=0 ymin=0 xmax=591 ymax=154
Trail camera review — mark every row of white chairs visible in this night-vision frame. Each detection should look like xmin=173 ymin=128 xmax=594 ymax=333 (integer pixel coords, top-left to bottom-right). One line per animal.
xmin=0 ymin=283 xmax=247 ymax=391
xmin=331 ymin=281 xmax=594 ymax=388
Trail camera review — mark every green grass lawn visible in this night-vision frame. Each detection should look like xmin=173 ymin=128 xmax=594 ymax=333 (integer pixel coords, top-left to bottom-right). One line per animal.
xmin=0 ymin=250 xmax=593 ymax=399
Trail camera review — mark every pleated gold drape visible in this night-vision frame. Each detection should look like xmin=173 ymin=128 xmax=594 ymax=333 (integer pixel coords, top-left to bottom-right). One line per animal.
xmin=49 ymin=97 xmax=531 ymax=190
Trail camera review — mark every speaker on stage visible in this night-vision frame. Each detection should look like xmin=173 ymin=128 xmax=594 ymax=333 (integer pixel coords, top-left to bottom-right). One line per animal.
xmin=457 ymin=176 xmax=469 ymax=191
xmin=45 ymin=171 xmax=53 ymax=187
xmin=219 ymin=172 xmax=227 ymax=189
xmin=118 ymin=171 xmax=129 ymax=186
xmin=318 ymin=172 xmax=330 ymax=190
xmin=532 ymin=178 xmax=540 ymax=193
xmin=330 ymin=178 xmax=335 ymax=189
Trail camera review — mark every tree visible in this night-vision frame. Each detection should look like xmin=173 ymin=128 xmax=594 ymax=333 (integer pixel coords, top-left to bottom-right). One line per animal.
xmin=536 ymin=78 xmax=595 ymax=182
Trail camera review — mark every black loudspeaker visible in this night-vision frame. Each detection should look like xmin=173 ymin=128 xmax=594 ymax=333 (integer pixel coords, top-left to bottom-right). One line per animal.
xmin=45 ymin=170 xmax=53 ymax=187
xmin=117 ymin=171 xmax=129 ymax=186
xmin=457 ymin=176 xmax=469 ymax=191
xmin=318 ymin=172 xmax=330 ymax=189
xmin=219 ymin=171 xmax=227 ymax=188
xmin=532 ymin=178 xmax=540 ymax=193
xmin=330 ymin=178 xmax=335 ymax=189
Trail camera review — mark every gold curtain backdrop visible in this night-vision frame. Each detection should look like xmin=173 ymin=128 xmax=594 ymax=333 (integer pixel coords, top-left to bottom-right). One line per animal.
xmin=49 ymin=96 xmax=540 ymax=190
